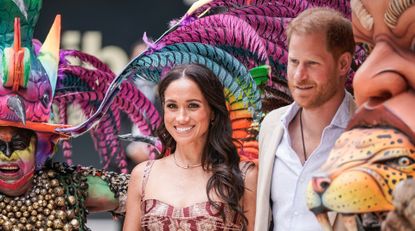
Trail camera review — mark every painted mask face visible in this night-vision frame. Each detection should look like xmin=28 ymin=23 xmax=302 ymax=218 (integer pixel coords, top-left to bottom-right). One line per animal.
xmin=163 ymin=77 xmax=213 ymax=147
xmin=0 ymin=126 xmax=36 ymax=196
xmin=351 ymin=0 xmax=415 ymax=134
xmin=306 ymin=1 xmax=415 ymax=229
xmin=287 ymin=32 xmax=345 ymax=109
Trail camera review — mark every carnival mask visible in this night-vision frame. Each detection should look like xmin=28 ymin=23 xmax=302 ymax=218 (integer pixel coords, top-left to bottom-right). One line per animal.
xmin=306 ymin=0 xmax=415 ymax=230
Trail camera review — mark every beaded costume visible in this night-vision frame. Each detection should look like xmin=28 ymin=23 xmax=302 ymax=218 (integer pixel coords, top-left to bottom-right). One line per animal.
xmin=0 ymin=0 xmax=155 ymax=230
xmin=0 ymin=162 xmax=129 ymax=230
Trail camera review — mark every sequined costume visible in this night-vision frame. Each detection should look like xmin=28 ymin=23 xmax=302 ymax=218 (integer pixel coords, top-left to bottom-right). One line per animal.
xmin=0 ymin=162 xmax=129 ymax=231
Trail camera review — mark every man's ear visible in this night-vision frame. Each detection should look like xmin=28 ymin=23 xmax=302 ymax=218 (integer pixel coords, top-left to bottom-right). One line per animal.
xmin=338 ymin=52 xmax=352 ymax=76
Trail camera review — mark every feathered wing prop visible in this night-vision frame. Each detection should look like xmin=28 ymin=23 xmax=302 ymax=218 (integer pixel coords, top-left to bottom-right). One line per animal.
xmin=57 ymin=0 xmax=366 ymax=161
xmin=53 ymin=49 xmax=160 ymax=173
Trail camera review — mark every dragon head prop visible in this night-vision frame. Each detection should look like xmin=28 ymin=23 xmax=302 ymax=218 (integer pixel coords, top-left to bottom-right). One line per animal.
xmin=306 ymin=0 xmax=415 ymax=230
xmin=0 ymin=0 xmax=69 ymax=169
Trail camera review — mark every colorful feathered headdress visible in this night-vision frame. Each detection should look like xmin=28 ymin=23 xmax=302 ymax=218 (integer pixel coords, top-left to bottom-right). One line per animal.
xmin=58 ymin=0 xmax=366 ymax=161
xmin=1 ymin=0 xmax=159 ymax=173
xmin=0 ymin=0 xmax=68 ymax=169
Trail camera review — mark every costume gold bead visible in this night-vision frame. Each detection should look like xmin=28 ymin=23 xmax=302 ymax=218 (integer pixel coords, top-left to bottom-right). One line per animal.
xmin=3 ymin=220 xmax=12 ymax=230
xmin=35 ymin=220 xmax=42 ymax=227
xmin=29 ymin=216 xmax=37 ymax=223
xmin=66 ymin=210 xmax=75 ymax=219
xmin=50 ymin=179 xmax=59 ymax=187
xmin=19 ymin=217 xmax=26 ymax=224
xmin=55 ymin=197 xmax=65 ymax=207
xmin=53 ymin=218 xmax=64 ymax=229
xmin=47 ymin=214 xmax=55 ymax=221
xmin=70 ymin=219 xmax=79 ymax=229
xmin=46 ymin=219 xmax=53 ymax=227
xmin=25 ymin=224 xmax=33 ymax=230
xmin=67 ymin=196 xmax=76 ymax=205
xmin=47 ymin=170 xmax=55 ymax=178
xmin=43 ymin=208 xmax=51 ymax=216
xmin=56 ymin=210 xmax=66 ymax=220
xmin=63 ymin=223 xmax=73 ymax=231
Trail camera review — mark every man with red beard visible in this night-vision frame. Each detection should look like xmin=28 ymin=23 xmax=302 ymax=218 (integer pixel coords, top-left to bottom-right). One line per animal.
xmin=255 ymin=7 xmax=356 ymax=231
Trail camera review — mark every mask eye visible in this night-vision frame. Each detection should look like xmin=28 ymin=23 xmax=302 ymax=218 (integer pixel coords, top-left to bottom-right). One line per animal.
xmin=11 ymin=139 xmax=27 ymax=150
xmin=0 ymin=141 xmax=7 ymax=154
xmin=41 ymin=94 xmax=50 ymax=108
xmin=11 ymin=133 xmax=31 ymax=150
xmin=398 ymin=156 xmax=413 ymax=167
xmin=380 ymin=155 xmax=415 ymax=168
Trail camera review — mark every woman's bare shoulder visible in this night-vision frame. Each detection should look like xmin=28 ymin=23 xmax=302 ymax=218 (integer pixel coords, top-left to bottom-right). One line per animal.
xmin=131 ymin=160 xmax=157 ymax=179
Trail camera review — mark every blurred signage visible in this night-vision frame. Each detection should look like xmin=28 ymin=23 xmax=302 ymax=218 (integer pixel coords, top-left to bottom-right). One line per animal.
xmin=36 ymin=0 xmax=187 ymax=73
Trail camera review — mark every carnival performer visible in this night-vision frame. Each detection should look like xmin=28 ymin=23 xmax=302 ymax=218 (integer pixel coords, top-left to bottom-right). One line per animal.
xmin=123 ymin=64 xmax=257 ymax=231
xmin=0 ymin=0 xmax=160 ymax=230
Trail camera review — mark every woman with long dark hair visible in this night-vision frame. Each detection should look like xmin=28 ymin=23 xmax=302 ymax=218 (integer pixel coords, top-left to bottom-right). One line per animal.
xmin=124 ymin=64 xmax=257 ymax=230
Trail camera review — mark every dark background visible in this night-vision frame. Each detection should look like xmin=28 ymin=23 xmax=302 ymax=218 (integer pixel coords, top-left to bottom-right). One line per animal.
xmin=35 ymin=0 xmax=187 ymax=55
xmin=33 ymin=0 xmax=188 ymax=225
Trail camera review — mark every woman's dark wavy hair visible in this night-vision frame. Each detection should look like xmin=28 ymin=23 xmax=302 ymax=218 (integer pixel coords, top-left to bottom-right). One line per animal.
xmin=156 ymin=63 xmax=247 ymax=228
